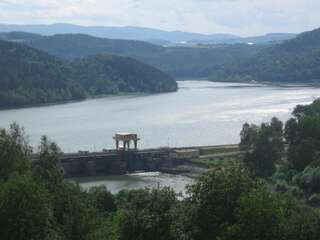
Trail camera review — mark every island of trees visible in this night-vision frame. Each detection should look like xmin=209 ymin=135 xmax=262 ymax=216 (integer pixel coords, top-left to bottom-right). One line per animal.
xmin=1 ymin=99 xmax=320 ymax=240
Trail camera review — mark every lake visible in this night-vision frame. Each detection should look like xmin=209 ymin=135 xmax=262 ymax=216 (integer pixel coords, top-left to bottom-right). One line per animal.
xmin=1 ymin=80 xmax=320 ymax=152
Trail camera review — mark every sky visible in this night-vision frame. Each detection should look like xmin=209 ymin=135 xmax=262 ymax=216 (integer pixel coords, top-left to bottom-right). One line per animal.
xmin=0 ymin=0 xmax=319 ymax=36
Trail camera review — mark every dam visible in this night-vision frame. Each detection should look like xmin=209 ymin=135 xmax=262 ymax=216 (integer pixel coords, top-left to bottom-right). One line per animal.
xmin=32 ymin=133 xmax=241 ymax=178
xmin=49 ymin=133 xmax=241 ymax=177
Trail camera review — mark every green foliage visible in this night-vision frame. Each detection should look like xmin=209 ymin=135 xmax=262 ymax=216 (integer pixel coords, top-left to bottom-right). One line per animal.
xmin=242 ymin=117 xmax=284 ymax=178
xmin=116 ymin=187 xmax=177 ymax=240
xmin=0 ymin=175 xmax=57 ymax=240
xmin=285 ymin=99 xmax=320 ymax=171
xmin=209 ymin=28 xmax=320 ymax=83
xmin=32 ymin=135 xmax=64 ymax=192
xmin=293 ymin=166 xmax=320 ymax=194
xmin=220 ymin=187 xmax=290 ymax=240
xmin=288 ymin=138 xmax=317 ymax=171
xmin=4 ymin=33 xmax=262 ymax=79
xmin=2 ymin=28 xmax=320 ymax=82
xmin=239 ymin=122 xmax=258 ymax=150
xmin=285 ymin=118 xmax=298 ymax=144
xmin=69 ymin=54 xmax=177 ymax=94
xmin=174 ymin=161 xmax=257 ymax=240
xmin=0 ymin=123 xmax=31 ymax=180
xmin=52 ymin=181 xmax=101 ymax=240
xmin=0 ymin=39 xmax=176 ymax=108
xmin=25 ymin=33 xmax=163 ymax=60
xmin=281 ymin=206 xmax=320 ymax=240
xmin=88 ymin=186 xmax=117 ymax=214
xmin=1 ymin=123 xmax=320 ymax=240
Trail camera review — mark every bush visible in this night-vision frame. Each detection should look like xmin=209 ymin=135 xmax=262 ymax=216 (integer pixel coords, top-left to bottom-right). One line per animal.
xmin=0 ymin=175 xmax=57 ymax=240
xmin=308 ymin=194 xmax=320 ymax=206
xmin=293 ymin=167 xmax=320 ymax=193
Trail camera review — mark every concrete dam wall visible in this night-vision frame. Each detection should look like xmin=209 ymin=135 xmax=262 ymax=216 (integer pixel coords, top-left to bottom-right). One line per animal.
xmin=60 ymin=149 xmax=180 ymax=177
xmin=48 ymin=144 xmax=239 ymax=177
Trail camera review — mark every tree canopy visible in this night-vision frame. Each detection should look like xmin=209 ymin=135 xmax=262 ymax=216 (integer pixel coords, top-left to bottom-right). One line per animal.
xmin=0 ymin=39 xmax=177 ymax=108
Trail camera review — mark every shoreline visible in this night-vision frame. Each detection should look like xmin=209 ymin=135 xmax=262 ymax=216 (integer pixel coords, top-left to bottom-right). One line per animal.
xmin=0 ymin=91 xmax=159 ymax=111
xmin=2 ymin=79 xmax=320 ymax=111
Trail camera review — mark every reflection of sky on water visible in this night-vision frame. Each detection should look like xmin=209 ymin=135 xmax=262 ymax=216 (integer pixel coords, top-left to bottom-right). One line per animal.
xmin=0 ymin=80 xmax=320 ymax=152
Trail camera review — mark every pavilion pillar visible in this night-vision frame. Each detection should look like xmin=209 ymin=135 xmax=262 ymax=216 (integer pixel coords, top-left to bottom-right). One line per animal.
xmin=134 ymin=140 xmax=138 ymax=150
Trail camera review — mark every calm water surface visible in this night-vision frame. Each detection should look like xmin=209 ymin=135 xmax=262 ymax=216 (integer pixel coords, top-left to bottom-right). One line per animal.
xmin=1 ymin=80 xmax=320 ymax=152
xmin=2 ymin=80 xmax=320 ymax=191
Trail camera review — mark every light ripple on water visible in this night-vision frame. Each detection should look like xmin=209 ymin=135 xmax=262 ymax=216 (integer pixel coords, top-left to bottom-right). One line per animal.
xmin=0 ymin=81 xmax=320 ymax=152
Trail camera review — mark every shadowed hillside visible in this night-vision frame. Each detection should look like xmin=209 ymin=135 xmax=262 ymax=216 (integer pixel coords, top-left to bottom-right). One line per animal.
xmin=0 ymin=40 xmax=177 ymax=108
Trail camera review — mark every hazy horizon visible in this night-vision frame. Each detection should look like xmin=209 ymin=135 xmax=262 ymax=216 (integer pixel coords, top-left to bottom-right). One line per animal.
xmin=0 ymin=22 xmax=303 ymax=37
xmin=0 ymin=0 xmax=319 ymax=37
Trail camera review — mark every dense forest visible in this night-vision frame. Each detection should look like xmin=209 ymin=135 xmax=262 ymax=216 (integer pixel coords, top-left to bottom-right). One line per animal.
xmin=0 ymin=39 xmax=177 ymax=108
xmin=68 ymin=54 xmax=178 ymax=95
xmin=209 ymin=27 xmax=320 ymax=83
xmin=0 ymin=32 xmax=264 ymax=78
xmin=3 ymin=28 xmax=320 ymax=83
xmin=1 ymin=100 xmax=320 ymax=240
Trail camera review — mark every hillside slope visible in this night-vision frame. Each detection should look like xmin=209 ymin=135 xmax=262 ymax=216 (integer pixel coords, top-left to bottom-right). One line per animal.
xmin=68 ymin=54 xmax=177 ymax=94
xmin=0 ymin=40 xmax=177 ymax=108
xmin=0 ymin=40 xmax=85 ymax=108
xmin=0 ymin=32 xmax=263 ymax=78
xmin=26 ymin=33 xmax=163 ymax=59
xmin=210 ymin=28 xmax=320 ymax=83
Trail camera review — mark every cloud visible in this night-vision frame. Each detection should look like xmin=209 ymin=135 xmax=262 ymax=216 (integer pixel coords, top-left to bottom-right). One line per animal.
xmin=0 ymin=0 xmax=319 ymax=35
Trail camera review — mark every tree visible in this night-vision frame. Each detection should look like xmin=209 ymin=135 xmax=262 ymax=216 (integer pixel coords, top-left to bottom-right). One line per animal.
xmin=116 ymin=187 xmax=177 ymax=240
xmin=52 ymin=182 xmax=100 ymax=240
xmin=285 ymin=118 xmax=298 ymax=144
xmin=286 ymin=100 xmax=320 ymax=172
xmin=220 ymin=187 xmax=291 ymax=240
xmin=288 ymin=138 xmax=317 ymax=171
xmin=281 ymin=205 xmax=320 ymax=240
xmin=239 ymin=123 xmax=258 ymax=150
xmin=0 ymin=123 xmax=31 ymax=180
xmin=175 ymin=162 xmax=257 ymax=240
xmin=0 ymin=175 xmax=58 ymax=240
xmin=32 ymin=135 xmax=64 ymax=192
xmin=88 ymin=186 xmax=117 ymax=214
xmin=243 ymin=119 xmax=284 ymax=178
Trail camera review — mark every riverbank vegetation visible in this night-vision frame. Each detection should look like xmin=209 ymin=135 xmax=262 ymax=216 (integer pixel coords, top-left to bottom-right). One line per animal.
xmin=0 ymin=39 xmax=177 ymax=109
xmin=1 ymin=100 xmax=320 ymax=239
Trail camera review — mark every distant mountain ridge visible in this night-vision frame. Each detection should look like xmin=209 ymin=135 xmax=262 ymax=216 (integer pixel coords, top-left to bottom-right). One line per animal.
xmin=0 ymin=23 xmax=296 ymax=45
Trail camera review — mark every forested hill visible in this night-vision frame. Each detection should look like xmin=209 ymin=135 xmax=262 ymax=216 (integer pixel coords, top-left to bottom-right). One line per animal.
xmin=0 ymin=40 xmax=177 ymax=108
xmin=68 ymin=54 xmax=178 ymax=94
xmin=27 ymin=33 xmax=163 ymax=59
xmin=0 ymin=40 xmax=84 ymax=108
xmin=0 ymin=32 xmax=264 ymax=78
xmin=210 ymin=27 xmax=320 ymax=83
